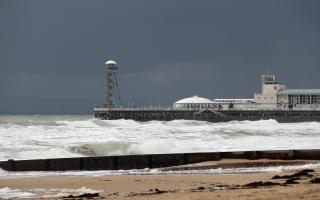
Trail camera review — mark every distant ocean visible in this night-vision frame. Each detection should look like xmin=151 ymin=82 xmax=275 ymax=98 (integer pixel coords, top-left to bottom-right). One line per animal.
xmin=1 ymin=115 xmax=320 ymax=177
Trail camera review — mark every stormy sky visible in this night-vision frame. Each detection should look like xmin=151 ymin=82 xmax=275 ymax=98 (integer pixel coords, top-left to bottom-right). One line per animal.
xmin=1 ymin=0 xmax=320 ymax=114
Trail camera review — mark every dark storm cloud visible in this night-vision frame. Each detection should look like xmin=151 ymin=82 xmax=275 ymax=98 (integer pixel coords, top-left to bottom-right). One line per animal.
xmin=0 ymin=0 xmax=320 ymax=113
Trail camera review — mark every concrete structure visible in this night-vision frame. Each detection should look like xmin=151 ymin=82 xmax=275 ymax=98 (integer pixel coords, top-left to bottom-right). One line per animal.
xmin=254 ymin=74 xmax=320 ymax=110
xmin=277 ymin=89 xmax=320 ymax=110
xmin=2 ymin=149 xmax=320 ymax=171
xmin=254 ymin=74 xmax=286 ymax=109
xmin=94 ymin=108 xmax=320 ymax=122
xmin=172 ymin=74 xmax=320 ymax=111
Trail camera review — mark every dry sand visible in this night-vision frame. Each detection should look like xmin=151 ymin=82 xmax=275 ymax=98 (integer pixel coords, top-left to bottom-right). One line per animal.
xmin=1 ymin=159 xmax=320 ymax=199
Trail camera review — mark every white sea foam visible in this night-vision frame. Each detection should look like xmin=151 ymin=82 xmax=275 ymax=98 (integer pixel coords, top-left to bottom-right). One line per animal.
xmin=0 ymin=187 xmax=102 ymax=199
xmin=0 ymin=187 xmax=36 ymax=199
xmin=1 ymin=115 xmax=320 ymax=177
xmin=1 ymin=116 xmax=320 ymax=160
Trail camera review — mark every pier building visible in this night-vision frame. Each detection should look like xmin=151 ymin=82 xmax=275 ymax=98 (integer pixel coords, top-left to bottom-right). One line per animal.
xmin=172 ymin=74 xmax=320 ymax=111
xmin=277 ymin=89 xmax=320 ymax=110
xmin=254 ymin=74 xmax=320 ymax=110
xmin=212 ymin=99 xmax=255 ymax=110
xmin=254 ymin=74 xmax=286 ymax=109
xmin=173 ymin=96 xmax=213 ymax=109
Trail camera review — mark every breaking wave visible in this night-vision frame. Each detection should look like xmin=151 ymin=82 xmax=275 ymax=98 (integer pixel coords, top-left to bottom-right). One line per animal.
xmin=1 ymin=115 xmax=320 ymax=161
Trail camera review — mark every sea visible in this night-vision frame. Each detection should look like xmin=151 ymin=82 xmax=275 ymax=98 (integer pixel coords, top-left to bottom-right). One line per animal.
xmin=1 ymin=114 xmax=320 ymax=178
xmin=2 ymin=114 xmax=320 ymax=198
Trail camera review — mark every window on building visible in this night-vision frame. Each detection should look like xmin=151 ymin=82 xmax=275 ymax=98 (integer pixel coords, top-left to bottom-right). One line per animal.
xmin=289 ymin=95 xmax=299 ymax=105
xmin=300 ymin=95 xmax=311 ymax=104
xmin=311 ymin=95 xmax=320 ymax=104
xmin=303 ymin=95 xmax=306 ymax=103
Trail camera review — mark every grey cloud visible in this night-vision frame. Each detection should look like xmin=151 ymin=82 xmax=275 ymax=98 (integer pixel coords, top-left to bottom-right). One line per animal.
xmin=0 ymin=0 xmax=320 ymax=113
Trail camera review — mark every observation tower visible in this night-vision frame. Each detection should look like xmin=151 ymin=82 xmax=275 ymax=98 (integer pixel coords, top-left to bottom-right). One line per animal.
xmin=105 ymin=59 xmax=121 ymax=108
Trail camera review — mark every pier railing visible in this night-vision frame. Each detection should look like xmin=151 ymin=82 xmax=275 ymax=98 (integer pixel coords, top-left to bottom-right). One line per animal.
xmin=94 ymin=106 xmax=200 ymax=112
xmin=94 ymin=106 xmax=320 ymax=112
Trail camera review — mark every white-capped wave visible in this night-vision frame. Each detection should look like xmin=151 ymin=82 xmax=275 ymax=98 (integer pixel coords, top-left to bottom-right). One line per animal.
xmin=70 ymin=142 xmax=132 ymax=156
xmin=1 ymin=115 xmax=320 ymax=161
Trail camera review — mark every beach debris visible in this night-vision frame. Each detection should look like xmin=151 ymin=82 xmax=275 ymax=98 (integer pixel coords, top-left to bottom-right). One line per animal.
xmin=285 ymin=178 xmax=299 ymax=184
xmin=272 ymin=175 xmax=282 ymax=179
xmin=197 ymin=186 xmax=205 ymax=190
xmin=243 ymin=181 xmax=281 ymax=188
xmin=125 ymin=184 xmax=234 ymax=197
xmin=309 ymin=177 xmax=320 ymax=184
xmin=272 ymin=169 xmax=314 ymax=180
xmin=188 ymin=184 xmax=237 ymax=192
xmin=63 ymin=192 xmax=100 ymax=199
xmin=126 ymin=188 xmax=171 ymax=197
xmin=300 ymin=169 xmax=315 ymax=173
xmin=100 ymin=179 xmax=111 ymax=182
xmin=154 ymin=188 xmax=165 ymax=194
xmin=209 ymin=183 xmax=237 ymax=189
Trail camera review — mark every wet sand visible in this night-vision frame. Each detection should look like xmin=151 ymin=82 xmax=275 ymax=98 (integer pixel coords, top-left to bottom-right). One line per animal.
xmin=1 ymin=159 xmax=320 ymax=199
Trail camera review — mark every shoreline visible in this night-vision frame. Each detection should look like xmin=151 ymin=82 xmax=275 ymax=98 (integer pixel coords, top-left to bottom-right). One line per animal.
xmin=1 ymin=159 xmax=320 ymax=199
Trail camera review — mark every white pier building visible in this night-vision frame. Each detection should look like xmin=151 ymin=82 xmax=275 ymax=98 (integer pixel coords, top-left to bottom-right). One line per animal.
xmin=174 ymin=74 xmax=320 ymax=111
xmin=173 ymin=96 xmax=213 ymax=109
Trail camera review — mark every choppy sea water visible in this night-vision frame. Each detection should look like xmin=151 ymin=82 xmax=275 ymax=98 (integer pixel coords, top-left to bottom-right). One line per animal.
xmin=1 ymin=115 xmax=320 ymax=178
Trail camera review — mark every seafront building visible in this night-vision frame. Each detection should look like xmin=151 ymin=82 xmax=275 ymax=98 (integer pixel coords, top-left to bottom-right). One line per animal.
xmin=174 ymin=74 xmax=320 ymax=111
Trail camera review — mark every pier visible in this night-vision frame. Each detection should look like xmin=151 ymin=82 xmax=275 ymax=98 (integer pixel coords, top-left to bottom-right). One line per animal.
xmin=94 ymin=107 xmax=320 ymax=122
xmin=1 ymin=149 xmax=320 ymax=172
xmin=94 ymin=61 xmax=320 ymax=122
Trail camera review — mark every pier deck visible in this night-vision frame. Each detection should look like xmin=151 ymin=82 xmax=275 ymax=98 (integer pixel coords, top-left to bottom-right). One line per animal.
xmin=94 ymin=107 xmax=320 ymax=122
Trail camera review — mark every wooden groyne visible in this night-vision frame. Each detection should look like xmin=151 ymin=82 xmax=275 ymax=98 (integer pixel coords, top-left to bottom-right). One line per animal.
xmin=1 ymin=149 xmax=320 ymax=172
xmin=94 ymin=108 xmax=320 ymax=122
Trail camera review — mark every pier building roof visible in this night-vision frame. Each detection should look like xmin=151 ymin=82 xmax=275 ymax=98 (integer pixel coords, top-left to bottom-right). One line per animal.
xmin=278 ymin=89 xmax=320 ymax=95
xmin=175 ymin=96 xmax=213 ymax=104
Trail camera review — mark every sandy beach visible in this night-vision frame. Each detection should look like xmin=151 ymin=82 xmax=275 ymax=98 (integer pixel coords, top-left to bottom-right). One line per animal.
xmin=1 ymin=159 xmax=320 ymax=199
